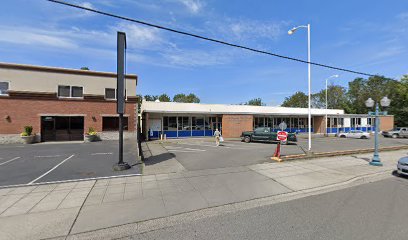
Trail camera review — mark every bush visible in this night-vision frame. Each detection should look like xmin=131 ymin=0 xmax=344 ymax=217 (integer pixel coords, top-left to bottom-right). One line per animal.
xmin=21 ymin=126 xmax=33 ymax=136
xmin=87 ymin=127 xmax=97 ymax=136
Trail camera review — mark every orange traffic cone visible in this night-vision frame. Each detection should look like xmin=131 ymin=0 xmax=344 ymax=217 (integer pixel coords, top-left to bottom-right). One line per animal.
xmin=271 ymin=142 xmax=282 ymax=162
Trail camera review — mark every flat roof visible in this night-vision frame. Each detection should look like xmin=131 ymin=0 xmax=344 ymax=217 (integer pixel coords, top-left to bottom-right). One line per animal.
xmin=142 ymin=101 xmax=345 ymax=115
xmin=0 ymin=62 xmax=138 ymax=81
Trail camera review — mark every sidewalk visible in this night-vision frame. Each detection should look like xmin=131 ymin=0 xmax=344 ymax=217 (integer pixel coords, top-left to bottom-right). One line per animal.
xmin=0 ymin=150 xmax=406 ymax=240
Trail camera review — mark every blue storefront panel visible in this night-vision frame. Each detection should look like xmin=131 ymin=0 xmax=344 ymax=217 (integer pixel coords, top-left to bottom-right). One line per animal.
xmin=192 ymin=130 xmax=205 ymax=137
xmin=178 ymin=130 xmax=191 ymax=137
xmin=164 ymin=131 xmax=177 ymax=138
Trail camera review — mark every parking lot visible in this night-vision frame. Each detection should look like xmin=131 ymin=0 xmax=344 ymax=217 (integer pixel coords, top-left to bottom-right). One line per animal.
xmin=160 ymin=136 xmax=408 ymax=171
xmin=0 ymin=140 xmax=141 ymax=187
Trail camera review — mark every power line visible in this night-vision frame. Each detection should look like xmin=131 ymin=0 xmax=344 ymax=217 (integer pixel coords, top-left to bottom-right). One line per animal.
xmin=48 ymin=0 xmax=382 ymax=78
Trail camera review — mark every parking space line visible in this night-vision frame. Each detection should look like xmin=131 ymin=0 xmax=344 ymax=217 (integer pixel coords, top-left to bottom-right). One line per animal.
xmin=91 ymin=152 xmax=113 ymax=155
xmin=0 ymin=157 xmax=21 ymax=166
xmin=34 ymin=155 xmax=62 ymax=158
xmin=28 ymin=154 xmax=75 ymax=185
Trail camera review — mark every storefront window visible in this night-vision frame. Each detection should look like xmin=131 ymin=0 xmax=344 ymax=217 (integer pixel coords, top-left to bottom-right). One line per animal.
xmin=178 ymin=116 xmax=191 ymax=131
xmin=163 ymin=116 xmax=177 ymax=131
xmin=192 ymin=117 xmax=205 ymax=130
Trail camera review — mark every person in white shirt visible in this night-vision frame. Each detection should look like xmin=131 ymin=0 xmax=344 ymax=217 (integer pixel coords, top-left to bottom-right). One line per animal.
xmin=214 ymin=128 xmax=221 ymax=146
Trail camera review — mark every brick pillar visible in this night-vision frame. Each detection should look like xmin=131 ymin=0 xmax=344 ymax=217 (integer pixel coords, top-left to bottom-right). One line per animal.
xmin=221 ymin=115 xmax=254 ymax=138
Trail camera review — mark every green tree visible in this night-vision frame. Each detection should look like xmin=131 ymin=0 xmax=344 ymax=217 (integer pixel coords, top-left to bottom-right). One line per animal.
xmin=245 ymin=98 xmax=264 ymax=106
xmin=389 ymin=75 xmax=408 ymax=126
xmin=158 ymin=94 xmax=171 ymax=102
xmin=144 ymin=95 xmax=158 ymax=101
xmin=80 ymin=67 xmax=90 ymax=70
xmin=173 ymin=93 xmax=186 ymax=102
xmin=281 ymin=91 xmax=308 ymax=108
xmin=311 ymin=85 xmax=351 ymax=111
xmin=173 ymin=93 xmax=200 ymax=103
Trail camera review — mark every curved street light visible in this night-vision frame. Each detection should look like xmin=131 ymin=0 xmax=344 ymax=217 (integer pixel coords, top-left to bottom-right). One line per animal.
xmin=365 ymin=96 xmax=391 ymax=166
xmin=288 ymin=24 xmax=312 ymax=151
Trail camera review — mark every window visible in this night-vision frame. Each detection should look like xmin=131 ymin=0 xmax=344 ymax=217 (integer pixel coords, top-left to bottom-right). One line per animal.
xmin=0 ymin=82 xmax=9 ymax=95
xmin=58 ymin=85 xmax=83 ymax=98
xmin=105 ymin=88 xmax=116 ymax=99
xmin=58 ymin=85 xmax=70 ymax=97
xmin=178 ymin=116 xmax=191 ymax=131
xmin=163 ymin=116 xmax=177 ymax=131
xmin=102 ymin=117 xmax=128 ymax=131
xmin=192 ymin=117 xmax=204 ymax=130
xmin=71 ymin=86 xmax=83 ymax=98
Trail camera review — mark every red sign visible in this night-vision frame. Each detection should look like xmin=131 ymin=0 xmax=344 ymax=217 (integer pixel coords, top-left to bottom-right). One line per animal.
xmin=277 ymin=131 xmax=288 ymax=141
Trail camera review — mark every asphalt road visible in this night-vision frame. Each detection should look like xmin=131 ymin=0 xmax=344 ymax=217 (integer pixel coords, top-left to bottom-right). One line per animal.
xmin=162 ymin=137 xmax=408 ymax=171
xmin=125 ymin=176 xmax=408 ymax=240
xmin=0 ymin=140 xmax=141 ymax=187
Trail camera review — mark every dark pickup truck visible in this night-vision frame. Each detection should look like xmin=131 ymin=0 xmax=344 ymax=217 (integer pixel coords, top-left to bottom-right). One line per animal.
xmin=240 ymin=127 xmax=297 ymax=143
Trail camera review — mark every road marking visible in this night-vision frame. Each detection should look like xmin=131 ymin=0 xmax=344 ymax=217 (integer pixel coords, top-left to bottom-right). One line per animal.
xmin=91 ymin=152 xmax=113 ymax=155
xmin=168 ymin=150 xmax=206 ymax=153
xmin=0 ymin=157 xmax=21 ymax=166
xmin=0 ymin=173 xmax=142 ymax=189
xmin=34 ymin=155 xmax=62 ymax=158
xmin=28 ymin=154 xmax=75 ymax=185
xmin=178 ymin=142 xmax=231 ymax=149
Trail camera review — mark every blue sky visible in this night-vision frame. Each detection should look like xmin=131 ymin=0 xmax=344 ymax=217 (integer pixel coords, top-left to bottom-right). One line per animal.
xmin=1 ymin=0 xmax=407 ymax=105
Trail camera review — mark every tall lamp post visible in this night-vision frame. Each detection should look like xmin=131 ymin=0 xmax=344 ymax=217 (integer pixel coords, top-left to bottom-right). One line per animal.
xmin=288 ymin=24 xmax=312 ymax=151
xmin=325 ymin=74 xmax=339 ymax=136
xmin=365 ymin=96 xmax=391 ymax=166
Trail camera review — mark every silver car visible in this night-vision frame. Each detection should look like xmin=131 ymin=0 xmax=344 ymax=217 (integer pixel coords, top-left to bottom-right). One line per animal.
xmin=337 ymin=130 xmax=371 ymax=139
xmin=397 ymin=156 xmax=408 ymax=176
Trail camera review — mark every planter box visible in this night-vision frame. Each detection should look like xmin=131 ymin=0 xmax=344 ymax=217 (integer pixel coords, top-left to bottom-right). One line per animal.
xmin=85 ymin=134 xmax=99 ymax=142
xmin=21 ymin=135 xmax=35 ymax=144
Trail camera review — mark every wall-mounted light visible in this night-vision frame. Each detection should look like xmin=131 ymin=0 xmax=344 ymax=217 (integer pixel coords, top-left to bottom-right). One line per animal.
xmin=92 ymin=116 xmax=97 ymax=122
xmin=4 ymin=115 xmax=11 ymax=122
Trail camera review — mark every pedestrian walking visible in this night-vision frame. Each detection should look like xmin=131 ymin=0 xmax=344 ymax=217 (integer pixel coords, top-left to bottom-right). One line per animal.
xmin=214 ymin=128 xmax=221 ymax=146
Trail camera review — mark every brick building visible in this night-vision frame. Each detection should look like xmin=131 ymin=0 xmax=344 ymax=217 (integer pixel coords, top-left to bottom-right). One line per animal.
xmin=0 ymin=62 xmax=138 ymax=143
xmin=141 ymin=101 xmax=394 ymax=139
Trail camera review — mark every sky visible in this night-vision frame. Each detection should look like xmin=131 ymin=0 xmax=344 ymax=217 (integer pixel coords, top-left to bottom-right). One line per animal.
xmin=1 ymin=0 xmax=407 ymax=105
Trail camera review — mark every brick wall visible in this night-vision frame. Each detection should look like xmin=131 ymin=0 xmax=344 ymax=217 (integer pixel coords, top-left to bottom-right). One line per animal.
xmin=379 ymin=115 xmax=394 ymax=131
xmin=0 ymin=98 xmax=136 ymax=134
xmin=221 ymin=114 xmax=253 ymax=138
xmin=313 ymin=116 xmax=325 ymax=133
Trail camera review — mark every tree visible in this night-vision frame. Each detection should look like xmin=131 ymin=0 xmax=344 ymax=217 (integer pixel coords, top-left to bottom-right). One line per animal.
xmin=158 ymin=94 xmax=171 ymax=102
xmin=281 ymin=91 xmax=308 ymax=108
xmin=144 ymin=95 xmax=158 ymax=101
xmin=245 ymin=98 xmax=264 ymax=106
xmin=173 ymin=93 xmax=186 ymax=103
xmin=80 ymin=67 xmax=90 ymax=70
xmin=389 ymin=75 xmax=408 ymax=126
xmin=311 ymin=85 xmax=351 ymax=111
xmin=173 ymin=93 xmax=200 ymax=103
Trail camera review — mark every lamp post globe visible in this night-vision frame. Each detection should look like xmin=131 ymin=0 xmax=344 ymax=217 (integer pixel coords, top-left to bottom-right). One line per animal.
xmin=380 ymin=96 xmax=391 ymax=107
xmin=365 ymin=98 xmax=375 ymax=108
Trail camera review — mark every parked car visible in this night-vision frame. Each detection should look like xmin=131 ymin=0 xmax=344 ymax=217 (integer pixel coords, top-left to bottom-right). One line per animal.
xmin=397 ymin=156 xmax=408 ymax=176
xmin=382 ymin=127 xmax=408 ymax=138
xmin=337 ymin=130 xmax=370 ymax=139
xmin=240 ymin=127 xmax=297 ymax=144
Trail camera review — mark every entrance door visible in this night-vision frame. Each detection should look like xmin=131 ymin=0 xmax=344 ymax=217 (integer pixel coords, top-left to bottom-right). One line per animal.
xmin=41 ymin=116 xmax=84 ymax=142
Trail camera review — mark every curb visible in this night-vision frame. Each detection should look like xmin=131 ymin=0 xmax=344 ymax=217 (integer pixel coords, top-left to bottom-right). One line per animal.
xmin=64 ymin=170 xmax=394 ymax=240
xmin=282 ymin=145 xmax=408 ymax=160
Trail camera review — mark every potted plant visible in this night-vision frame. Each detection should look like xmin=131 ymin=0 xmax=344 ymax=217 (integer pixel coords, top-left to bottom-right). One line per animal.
xmin=20 ymin=126 xmax=35 ymax=144
xmin=85 ymin=127 xmax=99 ymax=142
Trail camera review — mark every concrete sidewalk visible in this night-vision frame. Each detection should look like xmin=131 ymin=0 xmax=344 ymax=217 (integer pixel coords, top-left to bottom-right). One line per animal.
xmin=0 ymin=150 xmax=406 ymax=240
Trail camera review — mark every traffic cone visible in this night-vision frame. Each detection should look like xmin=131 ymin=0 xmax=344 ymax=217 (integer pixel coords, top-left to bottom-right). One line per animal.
xmin=271 ymin=142 xmax=282 ymax=162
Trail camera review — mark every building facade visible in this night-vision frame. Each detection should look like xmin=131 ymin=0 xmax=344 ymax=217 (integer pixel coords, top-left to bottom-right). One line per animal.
xmin=141 ymin=101 xmax=394 ymax=139
xmin=0 ymin=62 xmax=138 ymax=143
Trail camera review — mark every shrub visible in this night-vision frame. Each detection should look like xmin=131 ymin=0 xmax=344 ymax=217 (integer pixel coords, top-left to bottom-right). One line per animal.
xmin=21 ymin=126 xmax=33 ymax=136
xmin=87 ymin=127 xmax=97 ymax=136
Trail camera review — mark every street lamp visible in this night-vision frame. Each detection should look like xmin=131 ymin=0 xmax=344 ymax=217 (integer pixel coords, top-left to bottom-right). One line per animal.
xmin=288 ymin=24 xmax=312 ymax=151
xmin=365 ymin=96 xmax=391 ymax=166
xmin=325 ymin=74 xmax=339 ymax=136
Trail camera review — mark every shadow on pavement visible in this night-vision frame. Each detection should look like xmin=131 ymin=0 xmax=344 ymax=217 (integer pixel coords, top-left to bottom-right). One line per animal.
xmin=144 ymin=152 xmax=176 ymax=166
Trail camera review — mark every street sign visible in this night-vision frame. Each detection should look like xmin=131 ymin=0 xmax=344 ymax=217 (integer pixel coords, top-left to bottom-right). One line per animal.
xmin=277 ymin=131 xmax=288 ymax=141
xmin=279 ymin=121 xmax=287 ymax=131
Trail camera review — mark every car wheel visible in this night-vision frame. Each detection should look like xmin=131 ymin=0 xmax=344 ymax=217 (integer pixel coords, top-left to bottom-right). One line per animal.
xmin=392 ymin=134 xmax=398 ymax=139
xmin=244 ymin=136 xmax=251 ymax=143
xmin=340 ymin=135 xmax=346 ymax=138
xmin=360 ymin=136 xmax=367 ymax=139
